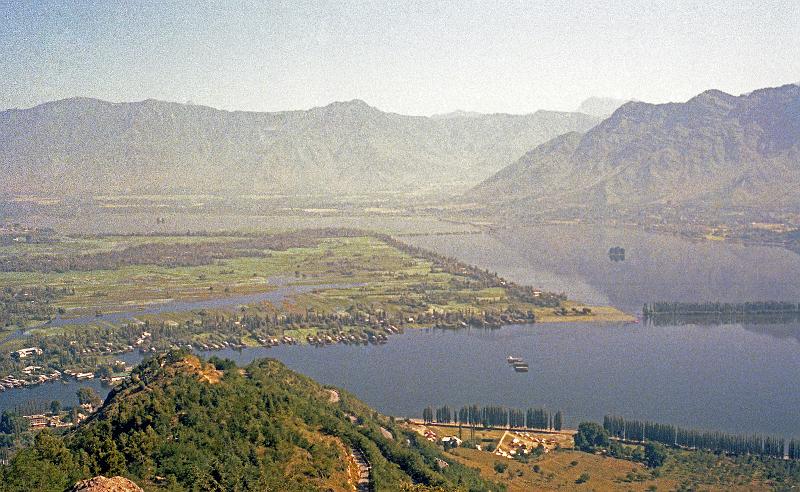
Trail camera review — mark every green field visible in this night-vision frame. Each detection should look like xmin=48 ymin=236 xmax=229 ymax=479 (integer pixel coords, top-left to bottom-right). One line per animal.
xmin=0 ymin=230 xmax=629 ymax=382
xmin=2 ymin=233 xmax=627 ymax=334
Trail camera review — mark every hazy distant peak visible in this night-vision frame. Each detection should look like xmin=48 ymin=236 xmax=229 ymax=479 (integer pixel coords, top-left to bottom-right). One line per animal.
xmin=318 ymin=98 xmax=375 ymax=110
xmin=687 ymin=88 xmax=737 ymax=108
xmin=28 ymin=96 xmax=111 ymax=112
xmin=472 ymin=83 xmax=800 ymax=214
xmin=25 ymin=97 xmax=181 ymax=113
xmin=431 ymin=109 xmax=484 ymax=119
xmin=576 ymin=97 xmax=630 ymax=117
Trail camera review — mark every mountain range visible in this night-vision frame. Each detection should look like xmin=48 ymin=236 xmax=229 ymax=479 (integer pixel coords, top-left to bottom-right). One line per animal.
xmin=0 ymin=97 xmax=599 ymax=198
xmin=472 ymin=84 xmax=800 ymax=216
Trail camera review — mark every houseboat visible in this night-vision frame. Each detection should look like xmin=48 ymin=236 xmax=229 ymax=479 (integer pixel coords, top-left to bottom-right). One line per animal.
xmin=513 ymin=363 xmax=529 ymax=372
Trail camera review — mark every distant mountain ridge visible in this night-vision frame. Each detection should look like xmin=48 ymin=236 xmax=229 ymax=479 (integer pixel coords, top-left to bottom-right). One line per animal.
xmin=0 ymin=97 xmax=599 ymax=197
xmin=472 ymin=84 xmax=800 ymax=216
xmin=575 ymin=97 xmax=630 ymax=117
xmin=430 ymin=109 xmax=484 ymax=119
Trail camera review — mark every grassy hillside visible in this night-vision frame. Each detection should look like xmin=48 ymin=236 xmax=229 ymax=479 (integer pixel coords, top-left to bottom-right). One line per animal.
xmin=1 ymin=352 xmax=501 ymax=491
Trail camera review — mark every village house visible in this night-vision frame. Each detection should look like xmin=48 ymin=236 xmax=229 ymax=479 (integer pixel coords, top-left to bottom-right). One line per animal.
xmin=12 ymin=347 xmax=43 ymax=359
xmin=24 ymin=414 xmax=72 ymax=430
xmin=441 ymin=436 xmax=463 ymax=447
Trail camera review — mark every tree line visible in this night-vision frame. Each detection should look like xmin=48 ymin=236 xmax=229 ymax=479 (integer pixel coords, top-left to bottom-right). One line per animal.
xmin=378 ymin=234 xmax=564 ymax=307
xmin=0 ymin=231 xmax=349 ymax=273
xmin=423 ymin=405 xmax=563 ymax=430
xmin=643 ymin=301 xmax=800 ymax=316
xmin=604 ymin=415 xmax=788 ymax=458
xmin=1 ymin=286 xmax=71 ymax=327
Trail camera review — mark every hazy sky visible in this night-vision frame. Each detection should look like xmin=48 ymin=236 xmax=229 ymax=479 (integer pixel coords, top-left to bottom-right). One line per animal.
xmin=1 ymin=0 xmax=798 ymax=115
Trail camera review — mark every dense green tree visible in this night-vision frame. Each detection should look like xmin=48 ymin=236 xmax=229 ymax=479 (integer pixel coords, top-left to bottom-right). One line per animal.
xmin=1 ymin=430 xmax=86 ymax=492
xmin=574 ymin=421 xmax=609 ymax=452
xmin=553 ymin=410 xmax=563 ymax=431
xmin=644 ymin=441 xmax=668 ymax=468
xmin=526 ymin=407 xmax=550 ymax=429
xmin=76 ymin=387 xmax=102 ymax=407
xmin=605 ymin=414 xmax=787 ymax=459
xmin=95 ymin=365 xmax=113 ymax=379
xmin=0 ymin=411 xmax=28 ymax=435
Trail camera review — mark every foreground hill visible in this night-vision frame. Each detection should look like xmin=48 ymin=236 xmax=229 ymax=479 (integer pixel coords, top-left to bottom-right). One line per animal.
xmin=1 ymin=352 xmax=497 ymax=491
xmin=0 ymin=98 xmax=598 ymax=197
xmin=472 ymin=84 xmax=800 ymax=217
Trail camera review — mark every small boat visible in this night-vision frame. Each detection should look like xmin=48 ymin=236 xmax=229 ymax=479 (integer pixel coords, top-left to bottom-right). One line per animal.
xmin=609 ymin=246 xmax=626 ymax=262
xmin=507 ymin=356 xmax=523 ymax=364
xmin=513 ymin=363 xmax=529 ymax=372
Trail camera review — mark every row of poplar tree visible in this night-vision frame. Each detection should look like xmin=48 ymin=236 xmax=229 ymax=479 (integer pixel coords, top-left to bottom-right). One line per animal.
xmin=604 ymin=415 xmax=797 ymax=459
xmin=642 ymin=301 xmax=800 ymax=316
xmin=422 ymin=405 xmax=563 ymax=431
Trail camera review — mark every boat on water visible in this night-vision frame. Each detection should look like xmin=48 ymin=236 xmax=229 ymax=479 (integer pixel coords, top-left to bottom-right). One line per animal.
xmin=507 ymin=355 xmax=530 ymax=372
xmin=609 ymin=246 xmax=626 ymax=262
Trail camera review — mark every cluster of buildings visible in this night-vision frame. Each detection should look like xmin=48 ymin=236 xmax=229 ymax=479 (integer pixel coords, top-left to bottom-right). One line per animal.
xmin=0 ymin=365 xmax=61 ymax=391
xmin=62 ymin=368 xmax=95 ymax=380
xmin=495 ymin=431 xmax=560 ymax=458
xmin=23 ymin=413 xmax=74 ymax=430
xmin=3 ymin=345 xmax=131 ymax=394
xmin=420 ymin=428 xmax=464 ymax=448
xmin=11 ymin=347 xmax=43 ymax=359
xmin=306 ymin=331 xmax=390 ymax=346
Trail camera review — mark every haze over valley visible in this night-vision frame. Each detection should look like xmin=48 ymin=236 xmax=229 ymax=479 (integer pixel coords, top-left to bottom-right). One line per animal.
xmin=0 ymin=97 xmax=599 ymax=197
xmin=2 ymin=2 xmax=800 ymax=491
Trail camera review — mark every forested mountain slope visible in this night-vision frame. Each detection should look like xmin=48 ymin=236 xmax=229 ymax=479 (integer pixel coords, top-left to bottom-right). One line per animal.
xmin=1 ymin=352 xmax=497 ymax=491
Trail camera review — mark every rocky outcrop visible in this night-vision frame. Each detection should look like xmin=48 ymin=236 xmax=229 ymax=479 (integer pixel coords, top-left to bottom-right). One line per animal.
xmin=70 ymin=476 xmax=143 ymax=492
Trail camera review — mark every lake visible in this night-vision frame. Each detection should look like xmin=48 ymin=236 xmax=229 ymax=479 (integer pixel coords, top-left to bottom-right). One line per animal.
xmin=3 ymin=224 xmax=800 ymax=439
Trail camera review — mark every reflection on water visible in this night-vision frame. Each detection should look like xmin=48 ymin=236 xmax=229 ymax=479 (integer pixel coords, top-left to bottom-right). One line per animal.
xmin=406 ymin=225 xmax=800 ymax=313
xmin=645 ymin=313 xmax=800 ymax=327
xmin=3 ymin=224 xmax=800 ymax=438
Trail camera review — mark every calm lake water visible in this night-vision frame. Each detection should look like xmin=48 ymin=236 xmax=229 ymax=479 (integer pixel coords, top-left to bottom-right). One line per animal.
xmin=3 ymin=224 xmax=800 ymax=438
